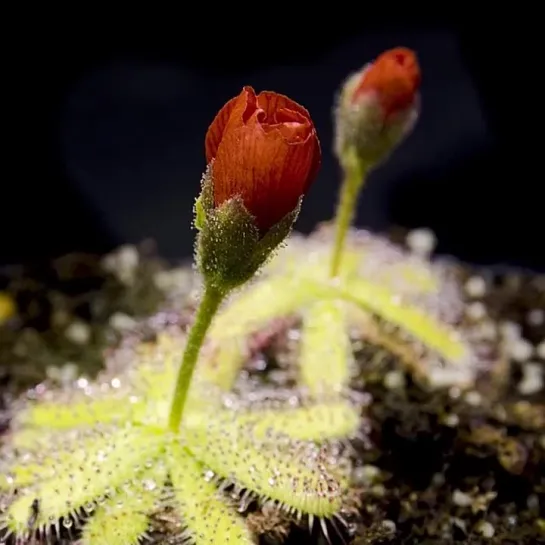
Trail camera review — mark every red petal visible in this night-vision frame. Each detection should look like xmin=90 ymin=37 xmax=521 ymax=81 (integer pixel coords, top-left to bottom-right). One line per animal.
xmin=213 ymin=112 xmax=319 ymax=232
xmin=352 ymin=48 xmax=420 ymax=117
xmin=205 ymin=86 xmax=258 ymax=163
xmin=256 ymin=91 xmax=312 ymax=124
xmin=256 ymin=91 xmax=321 ymax=192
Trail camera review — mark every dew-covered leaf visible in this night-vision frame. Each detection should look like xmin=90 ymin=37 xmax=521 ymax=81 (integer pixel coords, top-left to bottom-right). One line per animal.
xmin=299 ymin=300 xmax=354 ymax=395
xmin=2 ymin=425 xmax=165 ymax=536
xmin=15 ymin=396 xmax=144 ymax=430
xmin=336 ymin=278 xmax=467 ymax=361
xmin=230 ymin=402 xmax=360 ymax=443
xmin=185 ymin=414 xmax=347 ymax=517
xmin=265 ymin=237 xmax=361 ymax=280
xmin=209 ymin=276 xmax=318 ymax=342
xmin=168 ymin=442 xmax=254 ymax=545
xmin=130 ymin=331 xmax=232 ymax=414
xmin=196 ymin=337 xmax=248 ymax=391
xmin=81 ymin=466 xmax=166 ymax=545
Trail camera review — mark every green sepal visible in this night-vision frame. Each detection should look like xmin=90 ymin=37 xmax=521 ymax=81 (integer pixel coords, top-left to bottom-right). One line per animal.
xmin=334 ymin=71 xmax=418 ymax=169
xmin=195 ymin=169 xmax=300 ymax=293
xmin=194 ymin=196 xmax=206 ymax=230
xmin=196 ymin=196 xmax=260 ymax=292
xmin=199 ymin=165 xmax=215 ymax=211
xmin=194 ymin=166 xmax=214 ymax=230
xmin=247 ymin=198 xmax=301 ymax=273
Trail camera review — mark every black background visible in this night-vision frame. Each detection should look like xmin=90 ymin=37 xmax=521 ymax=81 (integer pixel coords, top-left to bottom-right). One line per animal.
xmin=3 ymin=16 xmax=542 ymax=271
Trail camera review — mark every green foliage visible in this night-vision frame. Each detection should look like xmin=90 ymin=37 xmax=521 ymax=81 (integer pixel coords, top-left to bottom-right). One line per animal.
xmin=0 ymin=227 xmax=480 ymax=544
xmin=300 ymin=300 xmax=354 ymax=395
xmin=207 ymin=228 xmax=476 ymax=395
xmin=0 ymin=328 xmax=359 ymax=544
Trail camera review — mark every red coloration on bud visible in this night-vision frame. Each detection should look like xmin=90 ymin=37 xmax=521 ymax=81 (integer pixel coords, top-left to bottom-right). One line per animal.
xmin=352 ymin=48 xmax=421 ymax=119
xmin=205 ymin=86 xmax=321 ymax=232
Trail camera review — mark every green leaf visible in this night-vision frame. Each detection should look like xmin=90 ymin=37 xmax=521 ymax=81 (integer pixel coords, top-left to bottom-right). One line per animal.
xmin=80 ymin=468 xmax=166 ymax=545
xmin=264 ymin=234 xmax=361 ymax=281
xmin=333 ymin=278 xmax=468 ymax=362
xmin=16 ymin=395 xmax=143 ymax=430
xmin=209 ymin=275 xmax=318 ymax=342
xmin=201 ymin=272 xmax=324 ymax=394
xmin=168 ymin=442 xmax=254 ymax=545
xmin=299 ymin=300 xmax=354 ymax=395
xmin=230 ymin=401 xmax=360 ymax=443
xmin=3 ymin=425 xmax=165 ymax=536
xmin=203 ymin=273 xmax=324 ymax=393
xmin=4 ymin=426 xmax=127 ymax=490
xmin=184 ymin=414 xmax=347 ymax=517
xmin=128 ymin=332 xmax=223 ymax=415
xmin=196 ymin=337 xmax=248 ymax=392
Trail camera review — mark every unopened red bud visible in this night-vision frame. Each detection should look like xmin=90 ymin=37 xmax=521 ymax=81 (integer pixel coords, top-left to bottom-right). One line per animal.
xmin=352 ymin=48 xmax=420 ymax=119
xmin=205 ymin=86 xmax=321 ymax=233
xmin=335 ymin=47 xmax=421 ymax=168
xmin=195 ymin=87 xmax=321 ymax=292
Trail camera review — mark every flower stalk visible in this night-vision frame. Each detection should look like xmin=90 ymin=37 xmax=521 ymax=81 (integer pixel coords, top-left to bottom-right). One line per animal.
xmin=330 ymin=47 xmax=421 ymax=277
xmin=330 ymin=148 xmax=368 ymax=277
xmin=168 ymin=285 xmax=226 ymax=431
xmin=169 ymin=87 xmax=321 ymax=432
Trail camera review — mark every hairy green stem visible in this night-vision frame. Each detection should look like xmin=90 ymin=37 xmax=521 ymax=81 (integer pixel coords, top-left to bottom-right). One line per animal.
xmin=330 ymin=149 xmax=368 ymax=277
xmin=168 ymin=285 xmax=225 ymax=431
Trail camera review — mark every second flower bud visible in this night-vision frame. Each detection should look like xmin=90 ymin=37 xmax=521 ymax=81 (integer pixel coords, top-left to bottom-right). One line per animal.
xmin=334 ymin=47 xmax=421 ymax=169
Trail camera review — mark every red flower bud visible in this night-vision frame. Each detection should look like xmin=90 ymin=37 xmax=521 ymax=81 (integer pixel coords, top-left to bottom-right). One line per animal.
xmin=334 ymin=47 xmax=421 ymax=167
xmin=205 ymin=86 xmax=321 ymax=233
xmin=351 ymin=47 xmax=421 ymax=120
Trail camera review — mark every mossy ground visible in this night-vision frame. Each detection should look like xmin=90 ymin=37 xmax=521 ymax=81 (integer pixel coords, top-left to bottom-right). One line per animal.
xmin=0 ymin=237 xmax=543 ymax=544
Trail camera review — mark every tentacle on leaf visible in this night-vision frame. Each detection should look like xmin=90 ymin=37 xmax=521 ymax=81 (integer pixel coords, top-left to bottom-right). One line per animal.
xmin=129 ymin=332 xmax=228 ymax=413
xmin=80 ymin=467 xmax=166 ymax=545
xmin=168 ymin=442 xmax=255 ymax=545
xmin=265 ymin=236 xmax=361 ymax=280
xmin=1 ymin=426 xmax=165 ymax=536
xmin=14 ymin=395 xmax=144 ymax=430
xmin=184 ymin=415 xmax=347 ymax=518
xmin=229 ymin=402 xmax=361 ymax=443
xmin=199 ymin=276 xmax=320 ymax=392
xmin=2 ymin=426 xmax=119 ymax=490
xmin=335 ymin=278 xmax=467 ymax=361
xmin=209 ymin=276 xmax=317 ymax=342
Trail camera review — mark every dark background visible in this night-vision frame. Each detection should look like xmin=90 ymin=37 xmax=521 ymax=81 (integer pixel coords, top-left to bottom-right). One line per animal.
xmin=3 ymin=19 xmax=542 ymax=271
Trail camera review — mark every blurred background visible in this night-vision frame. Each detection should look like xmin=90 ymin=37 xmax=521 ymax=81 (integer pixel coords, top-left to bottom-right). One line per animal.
xmin=3 ymin=17 xmax=540 ymax=271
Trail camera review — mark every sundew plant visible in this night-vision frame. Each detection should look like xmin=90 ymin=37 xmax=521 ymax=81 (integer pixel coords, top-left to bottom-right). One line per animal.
xmin=0 ymin=48 xmax=495 ymax=545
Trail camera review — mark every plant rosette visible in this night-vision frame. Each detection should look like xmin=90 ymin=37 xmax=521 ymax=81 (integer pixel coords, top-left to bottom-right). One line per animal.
xmin=0 ymin=305 xmax=362 ymax=545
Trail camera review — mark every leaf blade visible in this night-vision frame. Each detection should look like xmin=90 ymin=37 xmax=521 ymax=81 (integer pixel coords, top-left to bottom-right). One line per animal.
xmin=168 ymin=442 xmax=255 ymax=545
